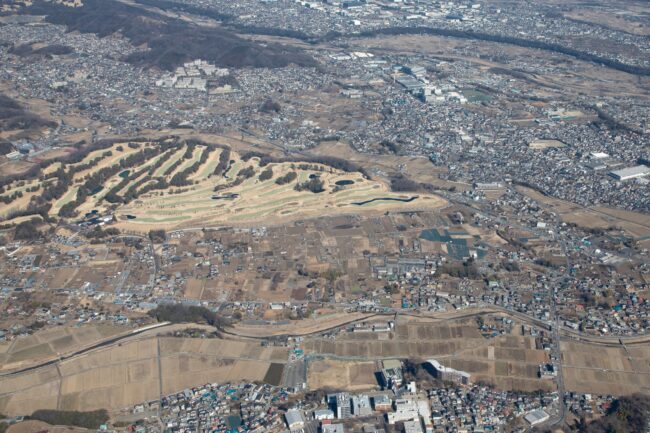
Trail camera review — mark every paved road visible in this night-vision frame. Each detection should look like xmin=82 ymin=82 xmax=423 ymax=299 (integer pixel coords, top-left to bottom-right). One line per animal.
xmin=1 ymin=300 xmax=640 ymax=379
xmin=156 ymin=336 xmax=164 ymax=420
xmin=544 ymin=223 xmax=572 ymax=428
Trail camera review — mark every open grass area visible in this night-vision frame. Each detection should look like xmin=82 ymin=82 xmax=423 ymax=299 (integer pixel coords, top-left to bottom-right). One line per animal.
xmin=71 ymin=144 xmax=143 ymax=181
xmin=107 ymin=150 xmax=446 ymax=230
xmin=171 ymin=146 xmax=205 ymax=178
xmin=308 ymin=359 xmax=378 ymax=391
xmin=154 ymin=147 xmax=186 ymax=177
xmin=0 ymin=179 xmax=38 ymax=198
xmin=52 ymin=186 xmax=79 ymax=215
xmin=1 ymin=142 xmax=446 ymax=230
xmin=195 ymin=148 xmax=223 ymax=179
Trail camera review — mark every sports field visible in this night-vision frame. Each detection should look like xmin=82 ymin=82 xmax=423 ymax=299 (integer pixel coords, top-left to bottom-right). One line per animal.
xmin=0 ymin=141 xmax=446 ymax=231
xmin=114 ymin=152 xmax=445 ymax=230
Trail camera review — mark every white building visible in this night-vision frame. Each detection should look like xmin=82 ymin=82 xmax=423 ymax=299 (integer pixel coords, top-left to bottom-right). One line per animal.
xmin=424 ymin=359 xmax=471 ymax=384
xmin=609 ymin=165 xmax=650 ymax=181
xmin=524 ymin=409 xmax=549 ymax=426
xmin=328 ymin=392 xmax=351 ymax=419
xmin=590 ymin=152 xmax=610 ymax=159
xmin=285 ymin=409 xmax=305 ymax=430
xmin=314 ymin=409 xmax=335 ymax=420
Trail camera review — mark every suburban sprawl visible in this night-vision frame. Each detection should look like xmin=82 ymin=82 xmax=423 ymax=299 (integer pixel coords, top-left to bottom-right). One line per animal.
xmin=0 ymin=0 xmax=649 ymax=433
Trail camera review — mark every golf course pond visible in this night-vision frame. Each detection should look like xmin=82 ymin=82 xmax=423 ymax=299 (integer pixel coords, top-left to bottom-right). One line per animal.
xmin=352 ymin=196 xmax=417 ymax=206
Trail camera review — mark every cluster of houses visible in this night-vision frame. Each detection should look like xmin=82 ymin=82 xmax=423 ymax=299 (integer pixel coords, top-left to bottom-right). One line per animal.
xmin=158 ymin=382 xmax=290 ymax=433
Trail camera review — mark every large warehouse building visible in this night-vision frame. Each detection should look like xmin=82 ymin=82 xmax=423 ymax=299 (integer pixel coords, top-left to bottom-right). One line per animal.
xmin=524 ymin=409 xmax=550 ymax=426
xmin=609 ymin=165 xmax=650 ymax=181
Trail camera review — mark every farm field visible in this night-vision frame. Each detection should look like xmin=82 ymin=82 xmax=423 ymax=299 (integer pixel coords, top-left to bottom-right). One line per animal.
xmin=6 ymin=420 xmax=90 ymax=433
xmin=303 ymin=318 xmax=553 ymax=393
xmin=307 ymin=359 xmax=379 ymax=391
xmin=0 ymin=335 xmax=289 ymax=415
xmin=263 ymin=363 xmax=285 ymax=387
xmin=0 ymin=324 xmax=127 ymax=372
xmin=561 ymin=340 xmax=650 ymax=395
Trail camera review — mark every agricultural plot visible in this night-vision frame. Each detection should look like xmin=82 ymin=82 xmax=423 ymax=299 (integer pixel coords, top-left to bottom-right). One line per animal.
xmin=161 ymin=357 xmax=271 ymax=396
xmin=307 ymin=359 xmax=378 ymax=391
xmin=183 ymin=277 xmax=204 ymax=299
xmin=0 ymin=365 xmax=61 ymax=415
xmin=0 ymin=335 xmax=289 ymax=415
xmin=303 ymin=318 xmax=552 ymax=393
xmin=158 ymin=337 xmax=289 ymax=363
xmin=561 ymin=340 xmax=650 ymax=395
xmin=0 ymin=323 xmax=127 ymax=372
xmin=263 ymin=363 xmax=285 ymax=386
xmin=6 ymin=420 xmax=90 ymax=433
xmin=38 ymin=261 xmax=124 ymax=292
xmin=304 ymin=320 xmax=486 ymax=358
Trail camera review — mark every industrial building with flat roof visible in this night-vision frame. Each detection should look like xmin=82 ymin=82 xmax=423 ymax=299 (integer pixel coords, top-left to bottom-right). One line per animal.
xmin=314 ymin=409 xmax=335 ymax=420
xmin=404 ymin=419 xmax=424 ymax=433
xmin=285 ymin=409 xmax=305 ymax=430
xmin=372 ymin=394 xmax=393 ymax=412
xmin=323 ymin=424 xmax=346 ymax=433
xmin=524 ymin=409 xmax=550 ymax=426
xmin=609 ymin=165 xmax=650 ymax=181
